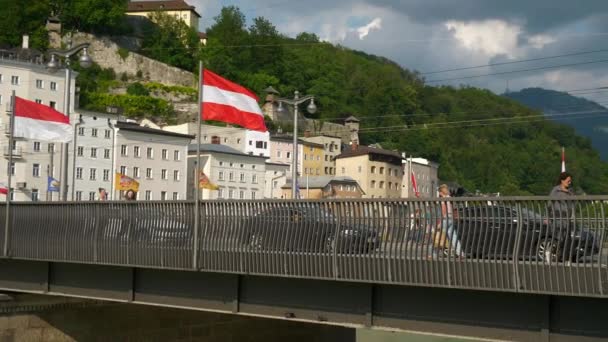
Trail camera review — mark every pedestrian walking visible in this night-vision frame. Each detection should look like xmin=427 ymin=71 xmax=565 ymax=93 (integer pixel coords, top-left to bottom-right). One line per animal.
xmin=125 ymin=189 xmax=137 ymax=201
xmin=98 ymin=188 xmax=108 ymax=201
xmin=548 ymin=172 xmax=575 ymax=261
xmin=437 ymin=184 xmax=464 ymax=258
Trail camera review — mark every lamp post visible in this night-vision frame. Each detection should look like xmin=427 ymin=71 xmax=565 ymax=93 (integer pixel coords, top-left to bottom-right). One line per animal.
xmin=46 ymin=43 xmax=93 ymax=201
xmin=276 ymin=91 xmax=317 ymax=199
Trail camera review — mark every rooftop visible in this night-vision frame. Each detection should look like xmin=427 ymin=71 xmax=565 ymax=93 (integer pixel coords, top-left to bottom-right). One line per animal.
xmin=188 ymin=144 xmax=267 ymax=159
xmin=270 ymin=135 xmax=325 ymax=148
xmin=335 ymin=145 xmax=403 ymax=161
xmin=127 ymin=0 xmax=201 ymax=17
xmin=116 ymin=121 xmax=195 ymax=139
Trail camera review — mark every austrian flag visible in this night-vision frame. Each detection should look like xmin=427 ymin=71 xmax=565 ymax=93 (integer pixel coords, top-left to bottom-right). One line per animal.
xmin=202 ymin=70 xmax=267 ymax=132
xmin=14 ymin=97 xmax=73 ymax=142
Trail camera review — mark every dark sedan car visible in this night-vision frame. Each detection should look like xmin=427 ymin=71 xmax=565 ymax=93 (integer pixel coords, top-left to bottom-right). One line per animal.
xmin=453 ymin=205 xmax=601 ymax=262
xmin=240 ymin=206 xmax=380 ymax=253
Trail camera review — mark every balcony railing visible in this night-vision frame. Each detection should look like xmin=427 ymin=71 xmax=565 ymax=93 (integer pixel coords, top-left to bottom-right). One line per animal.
xmin=0 ymin=197 xmax=607 ymax=298
xmin=3 ymin=146 xmax=22 ymax=158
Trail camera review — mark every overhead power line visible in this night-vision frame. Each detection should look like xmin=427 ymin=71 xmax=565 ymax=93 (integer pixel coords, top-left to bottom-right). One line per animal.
xmin=421 ymin=48 xmax=608 ymax=75
xmin=425 ymin=58 xmax=608 ymax=83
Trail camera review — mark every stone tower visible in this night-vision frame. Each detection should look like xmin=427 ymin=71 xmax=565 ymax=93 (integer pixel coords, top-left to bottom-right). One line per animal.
xmin=344 ymin=115 xmax=360 ymax=145
xmin=261 ymin=86 xmax=280 ymax=121
xmin=46 ymin=16 xmax=62 ymax=49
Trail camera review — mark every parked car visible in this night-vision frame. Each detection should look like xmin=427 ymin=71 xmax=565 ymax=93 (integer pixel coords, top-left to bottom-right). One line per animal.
xmin=240 ymin=206 xmax=380 ymax=253
xmin=453 ymin=205 xmax=601 ymax=262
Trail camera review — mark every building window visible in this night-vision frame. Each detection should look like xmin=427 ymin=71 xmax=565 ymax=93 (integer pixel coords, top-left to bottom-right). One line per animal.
xmin=146 ymin=168 xmax=152 ymax=179
xmin=90 ymin=168 xmax=97 ymax=180
xmin=379 ymin=181 xmax=385 ymax=189
xmin=228 ymin=189 xmax=234 ymax=199
xmin=50 ymin=82 xmax=57 ymax=91
xmin=219 ymin=171 xmax=225 ymax=181
xmin=78 ymin=127 xmax=85 ymax=136
xmin=103 ymin=169 xmax=110 ymax=182
xmin=277 ymin=151 xmax=281 ymax=158
xmin=89 ymin=192 xmax=96 ymax=201
xmin=33 ymin=142 xmax=40 ymax=152
xmin=76 ymin=191 xmax=82 ymax=201
xmin=145 ymin=191 xmax=152 ymax=201
xmin=173 ymin=170 xmax=180 ymax=181
xmin=120 ymin=166 xmax=127 ymax=175
xmin=286 ymin=152 xmax=291 ymax=159
xmin=133 ymin=146 xmax=140 ymax=158
xmin=229 ymin=172 xmax=234 ymax=182
xmin=31 ymin=189 xmax=39 ymax=202
xmin=380 ymin=167 xmax=385 ymax=175
xmin=341 ymin=167 xmax=345 ymax=174
xmin=48 ymin=143 xmax=55 ymax=153
xmin=304 ymin=168 xmax=308 ymax=175
xmin=174 ymin=150 xmax=180 ymax=161
xmin=32 ymin=163 xmax=40 ymax=177
xmin=389 ymin=182 xmax=392 ymax=190
xmin=273 ymin=181 xmax=278 ymax=189
xmin=316 ymin=168 xmax=320 ymax=175
xmin=77 ymin=146 xmax=84 ymax=157
xmin=252 ymin=174 xmax=258 ymax=184
xmin=162 ymin=149 xmax=168 ymax=160
xmin=120 ymin=145 xmax=127 ymax=156
xmin=76 ymin=167 xmax=83 ymax=180
xmin=239 ymin=191 xmax=245 ymax=199
xmin=304 ymin=154 xmax=307 ymax=161
xmin=36 ymin=79 xmax=44 ymax=89
xmin=240 ymin=173 xmax=245 ymax=182
xmin=251 ymin=192 xmax=256 ymax=200
xmin=147 ymin=147 xmax=153 ymax=159
xmin=371 ymin=166 xmax=376 ymax=174
xmin=173 ymin=192 xmax=179 ymax=200
xmin=11 ymin=76 xmax=19 ymax=85
xmin=104 ymin=129 xmax=111 ymax=139
xmin=104 ymin=149 xmax=110 ymax=159
xmin=91 ymin=128 xmax=98 ymax=137
xmin=256 ymin=141 xmax=264 ymax=149
xmin=35 ymin=99 xmax=42 ymax=104
xmin=90 ymin=148 xmax=97 ymax=158
xmin=161 ymin=191 xmax=167 ymax=201
xmin=161 ymin=169 xmax=167 ymax=180
xmin=371 ymin=181 xmax=376 ymax=189
xmin=133 ymin=167 xmax=140 ymax=178
xmin=218 ymin=188 xmax=224 ymax=198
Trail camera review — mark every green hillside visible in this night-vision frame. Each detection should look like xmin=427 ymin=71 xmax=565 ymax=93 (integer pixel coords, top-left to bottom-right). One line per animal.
xmin=2 ymin=2 xmax=607 ymax=195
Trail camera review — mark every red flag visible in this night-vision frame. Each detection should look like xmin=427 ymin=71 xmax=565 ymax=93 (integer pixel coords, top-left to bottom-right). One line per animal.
xmin=561 ymin=147 xmax=566 ymax=172
xmin=201 ymin=69 xmax=267 ymax=132
xmin=14 ymin=97 xmax=72 ymax=142
xmin=411 ymin=171 xmax=420 ymax=198
xmin=0 ymin=183 xmax=7 ymax=195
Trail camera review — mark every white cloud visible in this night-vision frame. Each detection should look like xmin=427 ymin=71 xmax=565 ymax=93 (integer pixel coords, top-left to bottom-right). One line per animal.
xmin=527 ymin=34 xmax=556 ymax=49
xmin=357 ymin=17 xmax=383 ymax=40
xmin=444 ymin=19 xmax=522 ymax=58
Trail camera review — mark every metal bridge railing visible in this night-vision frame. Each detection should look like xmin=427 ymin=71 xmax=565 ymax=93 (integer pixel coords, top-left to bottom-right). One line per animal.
xmin=1 ymin=197 xmax=606 ymax=297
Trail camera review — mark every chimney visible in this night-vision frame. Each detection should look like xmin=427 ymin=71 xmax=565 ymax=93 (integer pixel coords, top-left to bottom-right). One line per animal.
xmin=351 ymin=141 xmax=358 ymax=151
xmin=22 ymin=35 xmax=29 ymax=49
xmin=211 ymin=135 xmax=221 ymax=144
xmin=304 ymin=129 xmax=311 ymax=138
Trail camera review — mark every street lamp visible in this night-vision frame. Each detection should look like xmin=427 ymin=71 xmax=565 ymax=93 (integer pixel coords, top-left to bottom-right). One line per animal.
xmin=47 ymin=43 xmax=93 ymax=201
xmin=276 ymin=90 xmax=317 ymax=199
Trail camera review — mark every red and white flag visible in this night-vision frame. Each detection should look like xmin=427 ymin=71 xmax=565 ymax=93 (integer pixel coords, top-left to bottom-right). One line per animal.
xmin=14 ymin=97 xmax=72 ymax=142
xmin=561 ymin=147 xmax=566 ymax=172
xmin=411 ymin=170 xmax=420 ymax=198
xmin=201 ymin=69 xmax=267 ymax=132
xmin=0 ymin=183 xmax=7 ymax=195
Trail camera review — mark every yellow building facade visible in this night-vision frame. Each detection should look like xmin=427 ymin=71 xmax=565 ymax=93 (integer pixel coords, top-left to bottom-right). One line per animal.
xmin=127 ymin=0 xmax=201 ymax=31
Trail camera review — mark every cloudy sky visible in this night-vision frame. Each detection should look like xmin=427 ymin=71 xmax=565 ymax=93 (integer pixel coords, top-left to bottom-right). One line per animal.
xmin=189 ymin=0 xmax=608 ymax=101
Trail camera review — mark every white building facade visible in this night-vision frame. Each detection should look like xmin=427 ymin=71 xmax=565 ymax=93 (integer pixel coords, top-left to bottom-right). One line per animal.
xmin=0 ymin=55 xmax=77 ymax=202
xmin=187 ymin=144 xmax=267 ymax=200
xmin=264 ymin=162 xmax=290 ymax=199
xmin=114 ymin=122 xmax=193 ymax=201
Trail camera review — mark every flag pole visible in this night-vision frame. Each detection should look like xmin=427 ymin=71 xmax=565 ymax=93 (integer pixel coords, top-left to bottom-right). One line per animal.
xmin=4 ymin=91 xmax=16 ymax=257
xmin=194 ymin=60 xmax=204 ymax=270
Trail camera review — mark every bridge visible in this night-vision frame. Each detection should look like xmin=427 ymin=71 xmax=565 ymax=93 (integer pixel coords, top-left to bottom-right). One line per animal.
xmin=0 ymin=197 xmax=607 ymax=341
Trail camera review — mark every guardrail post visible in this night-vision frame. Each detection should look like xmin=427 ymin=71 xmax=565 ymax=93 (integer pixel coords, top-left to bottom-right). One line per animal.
xmin=512 ymin=201 xmax=524 ymax=292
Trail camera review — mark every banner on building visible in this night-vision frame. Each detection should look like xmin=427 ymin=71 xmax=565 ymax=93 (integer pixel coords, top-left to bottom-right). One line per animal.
xmin=47 ymin=177 xmax=60 ymax=192
xmin=115 ymin=173 xmax=139 ymax=192
xmin=198 ymin=170 xmax=219 ymax=190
